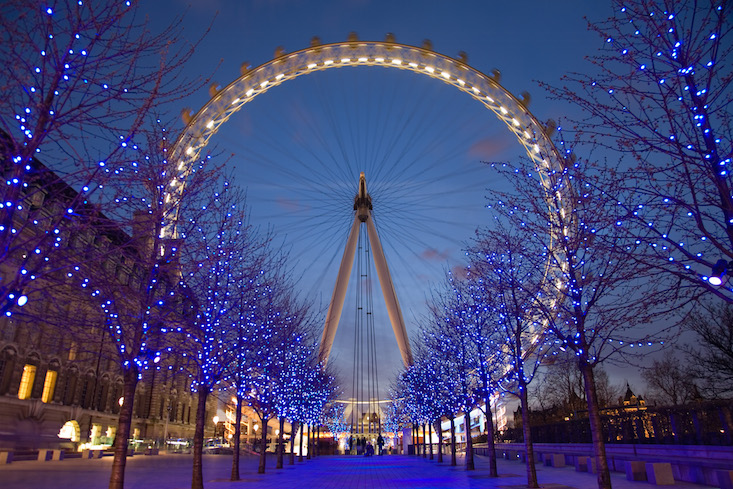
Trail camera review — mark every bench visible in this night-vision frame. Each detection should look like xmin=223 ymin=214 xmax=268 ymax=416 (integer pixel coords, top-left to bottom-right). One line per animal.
xmin=626 ymin=460 xmax=647 ymax=481
xmin=646 ymin=462 xmax=675 ymax=485
xmin=544 ymin=453 xmax=565 ymax=467
xmin=37 ymin=449 xmax=64 ymax=461
xmin=717 ymin=470 xmax=733 ymax=489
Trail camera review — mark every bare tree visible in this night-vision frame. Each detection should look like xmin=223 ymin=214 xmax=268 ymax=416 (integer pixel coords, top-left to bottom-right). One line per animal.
xmin=594 ymin=368 xmax=625 ymax=409
xmin=532 ymin=353 xmax=623 ymax=415
xmin=0 ymin=0 xmax=207 ymax=318
xmin=682 ymin=300 xmax=733 ymax=398
xmin=642 ymin=355 xmax=699 ymax=406
xmin=531 ymin=353 xmax=587 ymax=414
xmin=543 ymin=0 xmax=733 ymax=301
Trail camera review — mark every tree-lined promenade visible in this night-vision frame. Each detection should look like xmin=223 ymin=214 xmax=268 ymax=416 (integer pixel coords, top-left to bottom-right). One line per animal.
xmin=0 ymin=1 xmax=730 ymax=489
xmin=0 ymin=451 xmax=716 ymax=489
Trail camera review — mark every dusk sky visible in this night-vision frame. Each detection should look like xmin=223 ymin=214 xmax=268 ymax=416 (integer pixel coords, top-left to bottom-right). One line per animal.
xmin=140 ymin=0 xmax=618 ymax=399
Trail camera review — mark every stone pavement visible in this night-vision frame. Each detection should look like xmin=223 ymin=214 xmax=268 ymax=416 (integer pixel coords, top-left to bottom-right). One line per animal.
xmin=0 ymin=451 xmax=715 ymax=489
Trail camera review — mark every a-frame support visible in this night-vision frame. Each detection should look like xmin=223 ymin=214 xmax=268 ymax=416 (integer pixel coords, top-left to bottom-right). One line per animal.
xmin=318 ymin=173 xmax=413 ymax=367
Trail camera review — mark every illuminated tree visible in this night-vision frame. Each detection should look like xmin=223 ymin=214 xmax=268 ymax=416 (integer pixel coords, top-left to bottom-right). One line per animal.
xmin=380 ymin=399 xmax=403 ymax=450
xmin=228 ymin=252 xmax=278 ymax=480
xmin=0 ymin=0 xmax=204 ymax=320
xmin=71 ymin=124 xmax=218 ymax=489
xmin=230 ymin=272 xmax=324 ymax=474
xmin=479 ymin=153 xmax=670 ymax=489
xmin=176 ymin=179 xmax=264 ymax=489
xmin=392 ymin=355 xmax=429 ymax=456
xmin=467 ymin=227 xmax=546 ymax=488
xmin=543 ymin=0 xmax=732 ymax=301
xmin=436 ymin=271 xmax=504 ymax=475
xmin=400 ymin=336 xmax=462 ymax=465
xmin=424 ymin=276 xmax=485 ymax=471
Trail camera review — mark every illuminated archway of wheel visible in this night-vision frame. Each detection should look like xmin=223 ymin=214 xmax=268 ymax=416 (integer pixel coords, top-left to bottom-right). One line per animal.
xmin=169 ymin=35 xmax=563 ymax=439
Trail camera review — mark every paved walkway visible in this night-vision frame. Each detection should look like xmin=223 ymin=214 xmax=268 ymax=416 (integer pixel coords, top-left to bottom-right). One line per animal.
xmin=0 ymin=451 xmax=714 ymax=489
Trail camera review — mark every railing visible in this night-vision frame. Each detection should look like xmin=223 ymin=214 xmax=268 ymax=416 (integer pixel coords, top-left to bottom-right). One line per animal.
xmin=508 ymin=402 xmax=733 ymax=446
xmin=473 ymin=442 xmax=733 ymax=486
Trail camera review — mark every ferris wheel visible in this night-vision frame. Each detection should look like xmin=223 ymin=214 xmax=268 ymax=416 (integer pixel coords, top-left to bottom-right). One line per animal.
xmin=168 ymin=34 xmax=563 ymax=407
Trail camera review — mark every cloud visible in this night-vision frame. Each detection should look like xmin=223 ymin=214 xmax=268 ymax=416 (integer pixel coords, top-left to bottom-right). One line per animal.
xmin=276 ymin=197 xmax=310 ymax=213
xmin=451 ymin=265 xmax=468 ymax=280
xmin=468 ymin=134 xmax=514 ymax=160
xmin=421 ymin=247 xmax=451 ymax=261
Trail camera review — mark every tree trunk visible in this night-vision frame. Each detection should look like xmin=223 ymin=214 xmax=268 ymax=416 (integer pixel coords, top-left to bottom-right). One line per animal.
xmin=191 ymin=385 xmax=210 ymax=489
xmin=411 ymin=424 xmax=415 ymax=455
xmin=258 ymin=416 xmax=268 ymax=474
xmin=484 ymin=394 xmax=498 ymax=477
xmin=313 ymin=425 xmax=321 ymax=457
xmin=436 ymin=419 xmax=443 ymax=463
xmin=306 ymin=424 xmax=311 ymax=459
xmin=415 ymin=424 xmax=419 ymax=456
xmin=580 ymin=361 xmax=612 ymax=489
xmin=465 ymin=414 xmax=474 ymax=470
xmin=276 ymin=416 xmax=285 ymax=469
xmin=450 ymin=416 xmax=456 ymax=466
xmin=422 ymin=423 xmax=427 ymax=458
xmin=108 ymin=366 xmax=138 ymax=489
xmin=289 ymin=422 xmax=297 ymax=465
xmin=520 ymin=385 xmax=538 ymax=488
xmin=428 ymin=423 xmax=434 ymax=460
xmin=231 ymin=395 xmax=243 ymax=481
xmin=298 ymin=423 xmax=304 ymax=462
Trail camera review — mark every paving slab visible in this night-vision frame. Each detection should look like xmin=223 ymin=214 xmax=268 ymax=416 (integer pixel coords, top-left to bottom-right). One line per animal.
xmin=0 ymin=451 xmax=714 ymax=489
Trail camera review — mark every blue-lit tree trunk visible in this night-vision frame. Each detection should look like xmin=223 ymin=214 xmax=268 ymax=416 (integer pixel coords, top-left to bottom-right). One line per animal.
xmin=435 ymin=419 xmax=443 ymax=463
xmin=289 ymin=422 xmax=297 ymax=465
xmin=191 ymin=385 xmax=210 ymax=489
xmin=428 ymin=423 xmax=434 ymax=460
xmin=231 ymin=394 xmax=244 ymax=481
xmin=108 ymin=365 xmax=138 ymax=489
xmin=518 ymin=380 xmax=538 ymax=488
xmin=449 ymin=416 xmax=456 ymax=466
xmin=276 ymin=416 xmax=285 ymax=469
xmin=257 ymin=414 xmax=271 ymax=474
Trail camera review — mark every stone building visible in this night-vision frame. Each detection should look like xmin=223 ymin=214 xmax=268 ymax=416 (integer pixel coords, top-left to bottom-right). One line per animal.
xmin=0 ymin=153 xmax=206 ymax=452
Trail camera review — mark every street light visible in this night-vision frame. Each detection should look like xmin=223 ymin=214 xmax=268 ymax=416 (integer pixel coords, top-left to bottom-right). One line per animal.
xmin=708 ymin=259 xmax=730 ymax=286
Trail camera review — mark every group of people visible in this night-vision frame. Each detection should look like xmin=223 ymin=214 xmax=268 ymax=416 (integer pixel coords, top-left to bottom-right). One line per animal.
xmin=347 ymin=434 xmax=386 ymax=456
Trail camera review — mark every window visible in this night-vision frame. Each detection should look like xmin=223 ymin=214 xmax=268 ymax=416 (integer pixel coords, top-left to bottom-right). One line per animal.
xmin=68 ymin=342 xmax=78 ymax=361
xmin=63 ymin=368 xmax=78 ymax=405
xmin=41 ymin=370 xmax=57 ymax=403
xmin=18 ymin=364 xmax=37 ymax=399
